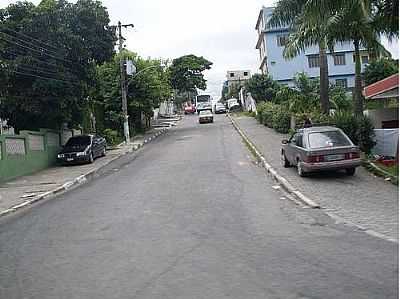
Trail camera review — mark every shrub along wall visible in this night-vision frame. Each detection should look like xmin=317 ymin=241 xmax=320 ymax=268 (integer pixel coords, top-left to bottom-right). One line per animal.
xmin=256 ymin=102 xmax=376 ymax=154
xmin=0 ymin=128 xmax=80 ymax=182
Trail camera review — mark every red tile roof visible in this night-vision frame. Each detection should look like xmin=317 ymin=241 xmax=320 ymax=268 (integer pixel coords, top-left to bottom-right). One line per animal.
xmin=363 ymin=73 xmax=399 ymax=99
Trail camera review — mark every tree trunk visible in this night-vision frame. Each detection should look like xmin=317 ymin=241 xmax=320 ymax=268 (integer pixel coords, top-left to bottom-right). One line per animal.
xmin=353 ymin=39 xmax=363 ymax=116
xmin=319 ymin=41 xmax=330 ymax=114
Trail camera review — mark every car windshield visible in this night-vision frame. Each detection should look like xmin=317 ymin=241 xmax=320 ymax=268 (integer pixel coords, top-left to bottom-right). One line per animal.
xmin=199 ymin=111 xmax=211 ymax=116
xmin=308 ymin=131 xmax=351 ymax=149
xmin=65 ymin=136 xmax=91 ymax=147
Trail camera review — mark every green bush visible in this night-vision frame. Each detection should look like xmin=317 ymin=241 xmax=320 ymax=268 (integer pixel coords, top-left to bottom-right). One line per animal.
xmin=330 ymin=111 xmax=376 ymax=154
xmin=294 ymin=112 xmax=332 ymax=128
xmin=256 ymin=102 xmax=267 ymax=123
xmin=272 ymin=108 xmax=291 ymax=133
xmin=330 ymin=111 xmax=359 ymax=143
xmin=103 ymin=128 xmax=122 ymax=146
xmin=263 ymin=105 xmax=276 ymax=127
xmin=356 ymin=115 xmax=376 ymax=154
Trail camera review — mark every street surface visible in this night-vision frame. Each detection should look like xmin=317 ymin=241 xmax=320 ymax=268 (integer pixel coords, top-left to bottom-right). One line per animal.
xmin=0 ymin=114 xmax=398 ymax=299
xmin=233 ymin=116 xmax=399 ymax=241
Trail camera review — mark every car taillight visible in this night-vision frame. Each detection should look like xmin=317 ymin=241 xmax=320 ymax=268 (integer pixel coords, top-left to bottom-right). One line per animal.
xmin=307 ymin=155 xmax=324 ymax=163
xmin=345 ymin=152 xmax=360 ymax=159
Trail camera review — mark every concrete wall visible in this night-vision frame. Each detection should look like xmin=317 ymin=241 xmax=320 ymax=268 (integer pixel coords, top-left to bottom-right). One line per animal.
xmin=364 ymin=108 xmax=399 ymax=129
xmin=0 ymin=128 xmax=79 ymax=182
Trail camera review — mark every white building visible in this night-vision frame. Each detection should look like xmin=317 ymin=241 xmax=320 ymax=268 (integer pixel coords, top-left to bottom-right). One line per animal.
xmin=226 ymin=70 xmax=251 ymax=92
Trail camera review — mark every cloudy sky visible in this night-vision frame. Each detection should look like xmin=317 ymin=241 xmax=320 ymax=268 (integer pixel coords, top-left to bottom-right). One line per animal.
xmin=1 ymin=0 xmax=398 ymax=100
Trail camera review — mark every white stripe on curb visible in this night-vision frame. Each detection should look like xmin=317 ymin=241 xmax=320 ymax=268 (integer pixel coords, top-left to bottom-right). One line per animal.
xmin=228 ymin=114 xmax=320 ymax=209
xmin=229 ymin=114 xmax=399 ymax=244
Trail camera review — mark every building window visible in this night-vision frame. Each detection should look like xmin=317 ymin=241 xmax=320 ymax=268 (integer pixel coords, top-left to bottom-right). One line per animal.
xmin=353 ymin=52 xmax=370 ymax=64
xmin=308 ymin=55 xmax=320 ymax=68
xmin=230 ymin=73 xmax=234 ymax=77
xmin=277 ymin=34 xmax=289 ymax=47
xmin=333 ymin=53 xmax=346 ymax=65
xmin=335 ymin=78 xmax=348 ymax=89
xmin=244 ymin=72 xmax=248 ymax=76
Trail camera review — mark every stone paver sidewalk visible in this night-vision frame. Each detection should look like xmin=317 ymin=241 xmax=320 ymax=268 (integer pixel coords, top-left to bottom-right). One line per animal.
xmin=234 ymin=116 xmax=398 ymax=241
xmin=0 ymin=129 xmax=166 ymax=215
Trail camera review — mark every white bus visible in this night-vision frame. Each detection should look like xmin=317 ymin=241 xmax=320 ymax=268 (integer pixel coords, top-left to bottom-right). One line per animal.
xmin=195 ymin=95 xmax=212 ymax=114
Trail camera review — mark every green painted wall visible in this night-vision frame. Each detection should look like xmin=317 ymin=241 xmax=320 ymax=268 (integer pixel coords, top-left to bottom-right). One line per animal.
xmin=0 ymin=129 xmax=63 ymax=183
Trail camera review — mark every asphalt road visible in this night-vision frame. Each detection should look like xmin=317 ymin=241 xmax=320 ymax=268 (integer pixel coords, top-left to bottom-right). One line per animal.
xmin=0 ymin=114 xmax=398 ymax=299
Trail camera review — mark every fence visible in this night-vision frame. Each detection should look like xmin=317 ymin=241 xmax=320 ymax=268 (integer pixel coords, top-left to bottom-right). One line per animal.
xmin=0 ymin=128 xmax=82 ymax=182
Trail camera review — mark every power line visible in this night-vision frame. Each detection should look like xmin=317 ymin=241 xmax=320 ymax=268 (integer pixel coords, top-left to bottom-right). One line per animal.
xmin=0 ymin=35 xmax=72 ymax=64
xmin=0 ymin=31 xmax=66 ymax=61
xmin=0 ymin=31 xmax=64 ymax=59
xmin=4 ymin=28 xmax=59 ymax=51
xmin=0 ymin=48 xmax=75 ymax=73
xmin=16 ymin=65 xmax=76 ymax=80
xmin=11 ymin=70 xmax=79 ymax=85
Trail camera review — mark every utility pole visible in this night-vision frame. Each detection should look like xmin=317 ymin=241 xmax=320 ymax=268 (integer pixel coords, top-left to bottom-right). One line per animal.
xmin=117 ymin=21 xmax=134 ymax=144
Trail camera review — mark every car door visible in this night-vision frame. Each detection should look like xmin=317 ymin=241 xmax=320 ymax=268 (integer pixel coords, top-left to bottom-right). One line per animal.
xmin=286 ymin=133 xmax=298 ymax=164
xmin=294 ymin=132 xmax=306 ymax=162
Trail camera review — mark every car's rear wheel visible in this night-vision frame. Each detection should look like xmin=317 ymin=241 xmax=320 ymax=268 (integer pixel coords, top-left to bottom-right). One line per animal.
xmin=101 ymin=147 xmax=106 ymax=157
xmin=345 ymin=167 xmax=356 ymax=176
xmin=297 ymin=160 xmax=305 ymax=177
xmin=281 ymin=152 xmax=290 ymax=168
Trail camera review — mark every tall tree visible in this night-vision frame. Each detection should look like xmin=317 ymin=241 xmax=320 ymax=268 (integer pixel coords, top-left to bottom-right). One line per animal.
xmin=244 ymin=74 xmax=280 ymax=102
xmin=268 ymin=0 xmax=332 ymax=114
xmin=0 ymin=0 xmax=116 ymax=131
xmin=93 ymin=51 xmax=172 ymax=133
xmin=363 ymin=57 xmax=398 ymax=85
xmin=169 ymin=54 xmax=212 ymax=94
xmin=326 ymin=0 xmax=389 ymax=115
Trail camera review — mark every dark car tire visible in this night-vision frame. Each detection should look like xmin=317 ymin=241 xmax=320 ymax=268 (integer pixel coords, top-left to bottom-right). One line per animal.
xmin=89 ymin=152 xmax=94 ymax=163
xmin=345 ymin=168 xmax=356 ymax=176
xmin=281 ymin=152 xmax=290 ymax=168
xmin=101 ymin=147 xmax=106 ymax=157
xmin=297 ymin=160 xmax=305 ymax=177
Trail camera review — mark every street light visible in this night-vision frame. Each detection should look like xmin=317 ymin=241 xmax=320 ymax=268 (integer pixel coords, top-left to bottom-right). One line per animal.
xmin=126 ymin=64 xmax=165 ymax=88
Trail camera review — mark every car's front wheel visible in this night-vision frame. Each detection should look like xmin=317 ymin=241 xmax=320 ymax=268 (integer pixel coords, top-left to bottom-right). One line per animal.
xmin=89 ymin=152 xmax=94 ymax=164
xmin=345 ymin=168 xmax=356 ymax=176
xmin=281 ymin=152 xmax=290 ymax=168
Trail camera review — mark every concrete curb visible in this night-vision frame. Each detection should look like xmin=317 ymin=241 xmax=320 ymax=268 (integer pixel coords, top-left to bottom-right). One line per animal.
xmin=228 ymin=115 xmax=400 ymax=244
xmin=228 ymin=114 xmax=320 ymax=209
xmin=0 ymin=128 xmax=169 ymax=218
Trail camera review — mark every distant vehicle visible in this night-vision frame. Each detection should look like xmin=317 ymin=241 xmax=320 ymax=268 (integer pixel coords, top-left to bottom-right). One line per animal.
xmin=227 ymin=98 xmax=241 ymax=112
xmin=198 ymin=110 xmax=214 ymax=124
xmin=184 ymin=104 xmax=196 ymax=114
xmin=57 ymin=135 xmax=106 ymax=165
xmin=215 ymin=102 xmax=227 ymax=114
xmin=195 ymin=94 xmax=212 ymax=114
xmin=281 ymin=126 xmax=362 ymax=176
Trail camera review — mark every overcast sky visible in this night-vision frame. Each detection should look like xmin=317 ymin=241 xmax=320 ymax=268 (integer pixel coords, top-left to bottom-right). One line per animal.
xmin=1 ymin=0 xmax=398 ymax=100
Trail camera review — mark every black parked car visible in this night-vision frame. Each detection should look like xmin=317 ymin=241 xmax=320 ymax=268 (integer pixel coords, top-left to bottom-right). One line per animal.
xmin=57 ymin=135 xmax=106 ymax=164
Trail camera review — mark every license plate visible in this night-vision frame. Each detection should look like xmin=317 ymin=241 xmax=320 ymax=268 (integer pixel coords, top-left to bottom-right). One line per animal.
xmin=66 ymin=158 xmax=74 ymax=161
xmin=325 ymin=154 xmax=344 ymax=161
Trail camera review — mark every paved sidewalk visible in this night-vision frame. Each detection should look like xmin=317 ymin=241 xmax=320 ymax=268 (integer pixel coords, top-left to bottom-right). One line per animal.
xmin=234 ymin=116 xmax=398 ymax=241
xmin=0 ymin=128 xmax=167 ymax=216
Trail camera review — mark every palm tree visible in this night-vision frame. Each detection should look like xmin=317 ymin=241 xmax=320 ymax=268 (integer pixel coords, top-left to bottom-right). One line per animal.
xmin=326 ymin=1 xmax=390 ymax=115
xmin=268 ymin=0 xmax=333 ymax=114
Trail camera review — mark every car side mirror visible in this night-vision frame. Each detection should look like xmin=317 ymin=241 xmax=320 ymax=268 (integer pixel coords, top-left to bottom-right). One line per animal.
xmin=281 ymin=139 xmax=288 ymax=144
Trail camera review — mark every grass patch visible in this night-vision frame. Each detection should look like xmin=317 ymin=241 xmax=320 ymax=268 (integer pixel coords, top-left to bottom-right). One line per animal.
xmin=363 ymin=160 xmax=399 ymax=185
xmin=242 ymin=137 xmax=260 ymax=162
